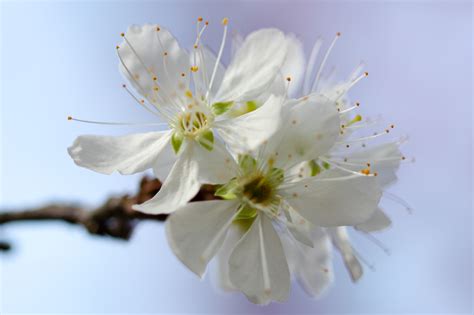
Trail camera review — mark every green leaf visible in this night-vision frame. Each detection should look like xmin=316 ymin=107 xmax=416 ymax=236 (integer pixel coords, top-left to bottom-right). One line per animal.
xmin=215 ymin=178 xmax=238 ymax=200
xmin=211 ymin=101 xmax=234 ymax=116
xmin=309 ymin=160 xmax=321 ymax=176
xmin=197 ymin=129 xmax=214 ymax=151
xmin=171 ymin=132 xmax=184 ymax=154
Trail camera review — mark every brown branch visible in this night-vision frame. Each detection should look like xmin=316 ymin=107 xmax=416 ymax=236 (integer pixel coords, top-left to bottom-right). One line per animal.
xmin=0 ymin=176 xmax=218 ymax=251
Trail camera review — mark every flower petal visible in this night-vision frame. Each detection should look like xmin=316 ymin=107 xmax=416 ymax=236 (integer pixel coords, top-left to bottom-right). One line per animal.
xmin=213 ymin=29 xmax=288 ymax=103
xmin=281 ymin=34 xmax=306 ymax=97
xmin=166 ymin=199 xmax=240 ymax=277
xmin=214 ymin=95 xmax=283 ymax=152
xmin=283 ymin=205 xmax=314 ymax=247
xmin=355 ymin=207 xmax=392 ymax=232
xmin=193 ymin=139 xmax=238 ymax=184
xmin=68 ymin=130 xmax=171 ymax=175
xmin=118 ymin=24 xmax=189 ymax=107
xmin=347 ymin=142 xmax=403 ymax=187
xmin=266 ymin=94 xmax=340 ymax=170
xmin=328 ymin=227 xmax=363 ymax=282
xmin=280 ymin=170 xmax=382 ymax=226
xmin=281 ymin=227 xmax=334 ymax=298
xmin=228 ymin=215 xmax=290 ymax=305
xmin=133 ymin=142 xmax=200 ymax=214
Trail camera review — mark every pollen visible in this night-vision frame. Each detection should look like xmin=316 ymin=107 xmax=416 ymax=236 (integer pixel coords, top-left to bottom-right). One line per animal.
xmin=222 ymin=17 xmax=229 ymax=25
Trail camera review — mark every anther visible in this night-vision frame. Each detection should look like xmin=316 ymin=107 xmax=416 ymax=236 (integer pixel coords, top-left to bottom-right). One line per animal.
xmin=401 ymin=156 xmax=406 ymax=160
xmin=292 ymin=192 xmax=298 ymax=198
xmin=385 ymin=129 xmax=390 ymax=133
xmin=346 ymin=144 xmax=350 ymax=148
xmin=286 ymin=76 xmax=291 ymax=82
xmin=391 ymin=124 xmax=395 ymax=128
xmin=122 ymin=84 xmax=126 ymax=88
xmin=198 ymin=16 xmax=203 ymax=22
xmin=194 ymin=44 xmax=198 ymax=49
xmin=120 ymin=32 xmax=125 ymax=37
xmin=205 ymin=21 xmax=209 ymax=25
xmin=140 ymin=99 xmax=145 ymax=104
xmin=336 ymin=32 xmax=341 ymax=36
xmin=191 ymin=66 xmax=199 ymax=72
xmin=364 ymin=71 xmax=369 ymax=76
xmin=367 ymin=162 xmax=371 ymax=167
xmin=116 ymin=45 xmax=120 ymax=50
xmin=156 ymin=27 xmax=161 ymax=32
xmin=222 ymin=17 xmax=229 ymax=25
xmin=356 ymin=102 xmax=360 ymax=106
xmin=163 ymin=52 xmax=168 ymax=56
xmin=374 ymin=172 xmax=378 ymax=176
xmin=153 ymin=76 xmax=157 ymax=81
xmin=360 ymin=168 xmax=370 ymax=175
xmin=67 ymin=116 xmax=72 ymax=120
xmin=181 ymin=73 xmax=186 ymax=77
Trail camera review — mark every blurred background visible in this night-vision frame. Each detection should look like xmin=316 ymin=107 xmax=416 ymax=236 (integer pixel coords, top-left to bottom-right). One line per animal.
xmin=0 ymin=0 xmax=472 ymax=313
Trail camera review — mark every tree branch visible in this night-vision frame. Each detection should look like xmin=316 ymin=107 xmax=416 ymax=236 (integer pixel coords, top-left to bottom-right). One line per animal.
xmin=0 ymin=176 xmax=218 ymax=251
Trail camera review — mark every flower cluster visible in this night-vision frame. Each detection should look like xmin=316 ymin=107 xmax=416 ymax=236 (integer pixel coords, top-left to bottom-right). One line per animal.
xmin=68 ymin=18 xmax=409 ymax=304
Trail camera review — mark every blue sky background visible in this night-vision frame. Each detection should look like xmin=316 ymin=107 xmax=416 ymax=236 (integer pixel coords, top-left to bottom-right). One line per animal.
xmin=0 ymin=0 xmax=472 ymax=313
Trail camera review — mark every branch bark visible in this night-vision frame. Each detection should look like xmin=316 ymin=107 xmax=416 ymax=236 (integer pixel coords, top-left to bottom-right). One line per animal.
xmin=0 ymin=176 xmax=218 ymax=251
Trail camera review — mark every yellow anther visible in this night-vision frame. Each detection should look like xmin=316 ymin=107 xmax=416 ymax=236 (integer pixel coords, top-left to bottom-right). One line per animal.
xmin=194 ymin=44 xmax=198 ymax=49
xmin=185 ymin=90 xmax=193 ymax=98
xmin=360 ymin=168 xmax=370 ymax=175
xmin=67 ymin=116 xmax=72 ymax=120
xmin=190 ymin=66 xmax=199 ymax=72
xmin=222 ymin=17 xmax=229 ymax=25
xmin=198 ymin=16 xmax=203 ymax=22
xmin=205 ymin=21 xmax=209 ymax=25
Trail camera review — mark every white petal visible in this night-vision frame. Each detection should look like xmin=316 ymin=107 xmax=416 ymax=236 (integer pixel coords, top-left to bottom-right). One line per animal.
xmin=214 ymin=95 xmax=283 ymax=152
xmin=133 ymin=142 xmax=200 ymax=214
xmin=193 ymin=139 xmax=237 ymax=184
xmin=281 ymin=170 xmax=382 ymax=226
xmin=211 ymin=224 xmax=245 ymax=292
xmin=281 ymin=34 xmax=306 ymax=97
xmin=118 ymin=24 xmax=189 ymax=106
xmin=213 ymin=29 xmax=288 ymax=103
xmin=355 ymin=207 xmax=392 ymax=232
xmin=347 ymin=142 xmax=403 ymax=187
xmin=166 ymin=199 xmax=240 ymax=277
xmin=192 ymin=46 xmax=226 ymax=100
xmin=328 ymin=227 xmax=363 ymax=282
xmin=230 ymin=32 xmax=244 ymax=58
xmin=68 ymin=130 xmax=171 ymax=175
xmin=283 ymin=205 xmax=314 ymax=247
xmin=282 ymin=227 xmax=334 ymax=298
xmin=152 ymin=140 xmax=176 ymax=180
xmin=229 ymin=215 xmax=290 ymax=305
xmin=266 ymin=94 xmax=340 ymax=169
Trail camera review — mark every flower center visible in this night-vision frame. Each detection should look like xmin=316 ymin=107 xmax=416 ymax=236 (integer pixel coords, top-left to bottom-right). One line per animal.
xmin=178 ymin=111 xmax=209 ymax=136
xmin=242 ymin=174 xmax=275 ymax=205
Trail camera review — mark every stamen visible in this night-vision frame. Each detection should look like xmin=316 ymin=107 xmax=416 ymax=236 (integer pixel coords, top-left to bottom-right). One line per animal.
xmin=357 ymin=231 xmax=391 ymax=255
xmin=383 ymin=191 xmax=414 ymax=214
xmin=122 ymin=84 xmax=162 ymax=117
xmin=303 ymin=39 xmax=323 ymax=94
xmin=318 ymin=157 xmax=375 ymax=177
xmin=311 ymin=32 xmax=341 ymax=92
xmin=352 ymin=247 xmax=376 ymax=271
xmin=205 ymin=17 xmax=229 ymax=101
xmin=67 ymin=116 xmax=167 ymax=127
xmin=339 ymin=102 xmax=360 ymax=114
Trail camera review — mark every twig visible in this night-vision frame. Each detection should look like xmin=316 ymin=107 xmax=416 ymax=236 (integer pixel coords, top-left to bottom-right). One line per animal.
xmin=0 ymin=176 xmax=218 ymax=251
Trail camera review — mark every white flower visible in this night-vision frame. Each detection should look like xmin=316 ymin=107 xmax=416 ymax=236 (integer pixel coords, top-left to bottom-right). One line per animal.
xmin=165 ymin=96 xmax=382 ymax=304
xmin=68 ymin=20 xmax=296 ymax=214
xmin=272 ymin=32 xmax=410 ymax=290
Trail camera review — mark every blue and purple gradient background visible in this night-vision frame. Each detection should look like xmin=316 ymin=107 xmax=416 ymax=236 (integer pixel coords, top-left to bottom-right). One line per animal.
xmin=0 ymin=1 xmax=472 ymax=313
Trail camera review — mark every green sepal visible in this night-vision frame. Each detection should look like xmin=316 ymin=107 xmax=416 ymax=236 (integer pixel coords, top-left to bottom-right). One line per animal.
xmin=234 ymin=205 xmax=257 ymax=221
xmin=245 ymin=100 xmax=258 ymax=113
xmin=238 ymin=154 xmax=257 ymax=173
xmin=171 ymin=132 xmax=184 ymax=154
xmin=211 ymin=101 xmax=234 ymax=116
xmin=215 ymin=178 xmax=238 ymax=200
xmin=197 ymin=129 xmax=214 ymax=151
xmin=268 ymin=167 xmax=284 ymax=187
xmin=309 ymin=160 xmax=321 ymax=176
